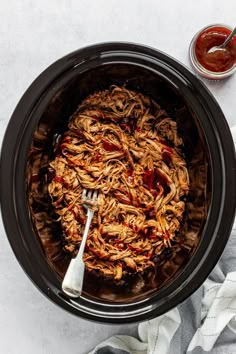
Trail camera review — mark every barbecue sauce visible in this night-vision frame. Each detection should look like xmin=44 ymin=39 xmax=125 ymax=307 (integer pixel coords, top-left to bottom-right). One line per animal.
xmin=195 ymin=26 xmax=236 ymax=72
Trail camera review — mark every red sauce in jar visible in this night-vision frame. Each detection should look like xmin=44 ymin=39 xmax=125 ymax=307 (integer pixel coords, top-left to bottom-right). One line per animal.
xmin=195 ymin=26 xmax=236 ymax=72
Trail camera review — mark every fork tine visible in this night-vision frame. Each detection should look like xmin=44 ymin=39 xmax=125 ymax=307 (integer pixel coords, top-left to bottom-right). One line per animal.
xmin=82 ymin=189 xmax=99 ymax=204
xmin=93 ymin=190 xmax=98 ymax=200
xmin=82 ymin=189 xmax=87 ymax=199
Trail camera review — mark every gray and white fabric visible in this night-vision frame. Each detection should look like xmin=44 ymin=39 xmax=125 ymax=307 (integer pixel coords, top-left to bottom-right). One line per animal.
xmin=89 ymin=129 xmax=236 ymax=354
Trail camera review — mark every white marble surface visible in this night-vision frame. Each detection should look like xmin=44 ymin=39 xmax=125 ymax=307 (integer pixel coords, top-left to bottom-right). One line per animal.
xmin=0 ymin=1 xmax=236 ymax=353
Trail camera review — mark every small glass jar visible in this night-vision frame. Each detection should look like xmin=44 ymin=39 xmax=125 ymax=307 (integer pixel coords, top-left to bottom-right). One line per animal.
xmin=189 ymin=24 xmax=236 ymax=80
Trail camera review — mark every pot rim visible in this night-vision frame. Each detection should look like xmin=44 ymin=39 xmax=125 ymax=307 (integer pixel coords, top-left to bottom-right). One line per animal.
xmin=1 ymin=42 xmax=235 ymax=323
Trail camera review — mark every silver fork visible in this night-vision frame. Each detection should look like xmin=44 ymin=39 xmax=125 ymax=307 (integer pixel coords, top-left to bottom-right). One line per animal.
xmin=62 ymin=189 xmax=99 ymax=298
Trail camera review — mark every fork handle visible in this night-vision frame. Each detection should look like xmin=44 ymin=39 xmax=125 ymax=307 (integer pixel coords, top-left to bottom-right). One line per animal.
xmin=62 ymin=209 xmax=94 ymax=298
xmin=78 ymin=209 xmax=94 ymax=259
